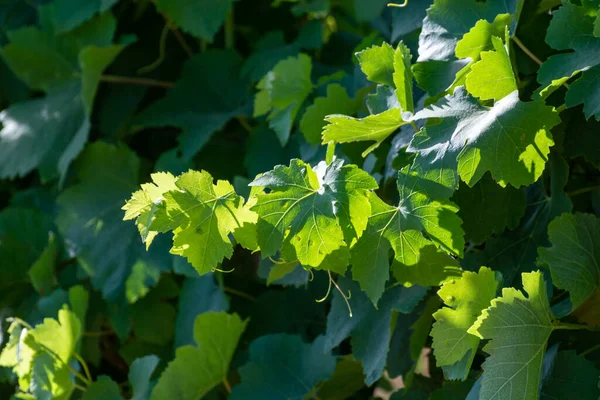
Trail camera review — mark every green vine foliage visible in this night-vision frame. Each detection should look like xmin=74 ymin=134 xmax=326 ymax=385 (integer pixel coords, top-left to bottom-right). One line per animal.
xmin=1 ymin=0 xmax=600 ymax=399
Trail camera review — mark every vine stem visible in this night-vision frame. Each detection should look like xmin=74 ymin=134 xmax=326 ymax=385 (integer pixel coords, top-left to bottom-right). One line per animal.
xmin=73 ymin=383 xmax=87 ymax=392
xmin=511 ymin=36 xmax=542 ymax=65
xmin=581 ymin=343 xmax=600 ymax=357
xmin=223 ymin=287 xmax=257 ymax=302
xmin=553 ymin=321 xmax=600 ymax=331
xmin=566 ymin=185 xmax=600 ymax=197
xmin=225 ymin=8 xmax=235 ymax=49
xmin=99 ymin=75 xmax=175 ymax=89
xmin=223 ymin=378 xmax=232 ymax=394
xmin=164 ymin=17 xmax=194 ymax=57
xmin=387 ymin=1 xmax=408 ymax=7
xmin=73 ymin=352 xmax=93 ymax=383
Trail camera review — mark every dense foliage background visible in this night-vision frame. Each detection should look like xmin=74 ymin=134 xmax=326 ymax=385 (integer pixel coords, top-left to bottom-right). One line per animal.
xmin=1 ymin=0 xmax=600 ymax=399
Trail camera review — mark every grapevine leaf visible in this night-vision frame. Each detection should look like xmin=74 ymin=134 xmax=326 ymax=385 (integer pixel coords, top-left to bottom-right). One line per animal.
xmin=468 ymin=271 xmax=553 ymax=400
xmin=431 ymin=267 xmax=499 ymax=380
xmin=131 ymin=300 xmax=176 ymax=345
xmin=0 ymin=321 xmax=35 ymax=386
xmin=230 ymin=335 xmax=335 ymax=399
xmin=143 ymin=170 xmax=256 ymax=275
xmin=129 ymin=355 xmax=160 ymax=400
xmin=390 ymin=0 xmax=431 ymax=41
xmin=155 ymin=0 xmax=233 ymax=42
xmin=418 ymin=0 xmax=521 ymax=62
xmin=356 ymin=42 xmax=413 ymax=112
xmin=136 ymin=51 xmax=251 ymax=159
xmin=50 ymin=0 xmax=119 ymax=32
xmin=122 ymin=172 xmax=177 ymax=248
xmin=565 ymin=65 xmax=600 ymax=120
xmin=412 ymin=59 xmax=471 ymax=96
xmin=465 ymin=36 xmax=517 ymax=101
xmin=175 ymin=275 xmax=228 ymax=348
xmin=455 ymin=14 xmax=512 ymax=61
xmin=464 ymin=154 xmax=572 ymax=287
xmin=393 ymin=42 xmax=414 ymax=113
xmin=538 ymin=1 xmax=600 ymax=119
xmin=408 ymin=87 xmax=559 ymax=195
xmin=318 ymin=357 xmax=366 ymax=400
xmin=58 ymin=143 xmax=171 ymax=302
xmin=1 ymin=11 xmax=116 ymax=91
xmin=323 ymin=109 xmax=408 ymax=157
xmin=540 ymin=351 xmax=600 ymax=400
xmin=250 ymin=158 xmax=377 ymax=271
xmin=0 ymin=83 xmax=89 ymax=183
xmin=83 ymin=376 xmax=123 ymax=400
xmin=0 ymin=208 xmax=55 ymax=293
xmin=25 ymin=307 xmax=81 ymax=364
xmin=254 ymin=54 xmax=313 ymax=145
xmin=537 ymin=213 xmax=600 ymax=310
xmin=453 ymin=175 xmax=526 ymax=245
xmin=151 ymin=312 xmax=247 ymax=400
xmin=324 ymin=278 xmax=427 ymax=385
xmin=29 ymin=352 xmax=73 ymax=400
xmin=300 ymin=83 xmax=357 ymax=144
xmin=351 ymin=166 xmax=464 ymax=305
xmin=28 ymin=233 xmax=58 ymax=295
xmin=356 ymin=43 xmax=396 ymax=87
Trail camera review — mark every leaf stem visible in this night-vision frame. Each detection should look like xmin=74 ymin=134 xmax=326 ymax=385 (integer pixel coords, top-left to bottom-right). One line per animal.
xmin=138 ymin=23 xmax=170 ymax=74
xmin=99 ymin=75 xmax=175 ymax=89
xmin=223 ymin=378 xmax=232 ymax=393
xmin=7 ymin=317 xmax=33 ymax=330
xmin=555 ymin=104 xmax=567 ymax=113
xmin=511 ymin=36 xmax=542 ymax=66
xmin=553 ymin=321 xmax=600 ymax=331
xmin=236 ymin=116 xmax=253 ymax=133
xmin=581 ymin=343 xmax=600 ymax=357
xmin=387 ymin=1 xmax=408 ymax=7
xmin=73 ymin=352 xmax=93 ymax=383
xmin=223 ymin=287 xmax=257 ymax=302
xmin=225 ymin=9 xmax=235 ymax=50
xmin=164 ymin=17 xmax=194 ymax=57
xmin=566 ymin=185 xmax=600 ymax=197
xmin=73 ymin=383 xmax=87 ymax=392
xmin=82 ymin=330 xmax=113 ymax=337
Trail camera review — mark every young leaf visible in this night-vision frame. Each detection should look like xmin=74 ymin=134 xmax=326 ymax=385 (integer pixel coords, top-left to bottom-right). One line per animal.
xmin=356 ymin=43 xmax=396 ymax=87
xmin=431 ymin=267 xmax=499 ymax=381
xmin=230 ymin=335 xmax=335 ymax=399
xmin=249 ymin=158 xmax=377 ymax=272
xmin=537 ymin=213 xmax=600 ymax=310
xmin=300 ymin=83 xmax=357 ymax=144
xmin=122 ymin=172 xmax=177 ymax=248
xmin=254 ymin=54 xmax=313 ymax=145
xmin=146 ymin=170 xmax=257 ymax=275
xmin=468 ymin=271 xmax=553 ymax=400
xmin=408 ymin=87 xmax=560 ymax=194
xmin=455 ymin=14 xmax=512 ymax=61
xmin=323 ymin=109 xmax=408 ymax=157
xmin=151 ymin=312 xmax=247 ymax=400
xmin=465 ymin=36 xmax=517 ymax=101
